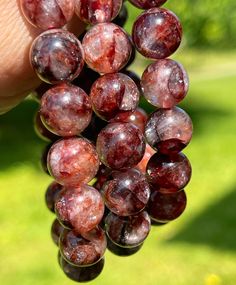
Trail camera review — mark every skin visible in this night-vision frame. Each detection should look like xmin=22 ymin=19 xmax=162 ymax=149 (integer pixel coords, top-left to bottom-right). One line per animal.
xmin=0 ymin=1 xmax=85 ymax=114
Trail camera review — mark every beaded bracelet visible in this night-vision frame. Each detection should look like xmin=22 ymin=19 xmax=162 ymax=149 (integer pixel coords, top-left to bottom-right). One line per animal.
xmin=20 ymin=0 xmax=193 ymax=282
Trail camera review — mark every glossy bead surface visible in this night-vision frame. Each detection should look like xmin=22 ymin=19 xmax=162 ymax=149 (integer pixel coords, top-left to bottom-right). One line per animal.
xmin=60 ymin=227 xmax=107 ymax=266
xmin=30 ymin=29 xmax=84 ymax=84
xmin=145 ymin=107 xmax=193 ymax=154
xmin=148 ymin=190 xmax=187 ymax=222
xmin=96 ymin=122 xmax=146 ymax=170
xmin=102 ymin=168 xmax=150 ymax=216
xmin=132 ymin=8 xmax=182 ymax=59
xmin=40 ymin=83 xmax=92 ymax=137
xmin=111 ymin=107 xmax=147 ymax=133
xmin=21 ymin=0 xmax=75 ymax=30
xmin=34 ymin=112 xmax=59 ymax=142
xmin=59 ymin=254 xmax=105 ymax=282
xmin=141 ymin=59 xmax=189 ymax=108
xmin=55 ymin=184 xmax=104 ymax=233
xmin=45 ymin=181 xmax=63 ymax=212
xmin=75 ymin=0 xmax=122 ymax=24
xmin=82 ymin=23 xmax=132 ymax=74
xmin=136 ymin=144 xmax=155 ymax=174
xmin=51 ymin=219 xmax=64 ymax=246
xmin=107 ymin=237 xmax=143 ymax=256
xmin=90 ymin=73 xmax=140 ymax=121
xmin=105 ymin=211 xmax=151 ymax=247
xmin=47 ymin=137 xmax=100 ymax=186
xmin=129 ymin=0 xmax=167 ymax=9
xmin=146 ymin=152 xmax=192 ymax=192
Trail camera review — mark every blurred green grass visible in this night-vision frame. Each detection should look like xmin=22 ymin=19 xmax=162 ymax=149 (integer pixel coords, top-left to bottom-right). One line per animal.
xmin=1 ymin=48 xmax=236 ymax=285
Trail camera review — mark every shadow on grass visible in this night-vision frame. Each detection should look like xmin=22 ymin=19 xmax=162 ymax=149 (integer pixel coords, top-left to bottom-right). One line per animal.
xmin=167 ymin=187 xmax=236 ymax=251
xmin=0 ymin=99 xmax=46 ymax=171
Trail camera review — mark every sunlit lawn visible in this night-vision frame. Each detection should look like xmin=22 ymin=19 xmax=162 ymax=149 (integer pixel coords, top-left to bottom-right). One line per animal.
xmin=1 ymin=49 xmax=236 ymax=285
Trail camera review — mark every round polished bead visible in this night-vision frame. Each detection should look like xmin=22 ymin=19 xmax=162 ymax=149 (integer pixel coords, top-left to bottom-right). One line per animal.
xmin=145 ymin=107 xmax=193 ymax=154
xmin=105 ymin=211 xmax=151 ymax=248
xmin=146 ymin=152 xmax=192 ymax=192
xmin=51 ymin=219 xmax=64 ymax=246
xmin=34 ymin=112 xmax=59 ymax=142
xmin=21 ymin=0 xmax=75 ymax=30
xmin=45 ymin=181 xmax=63 ymax=212
xmin=30 ymin=29 xmax=84 ymax=84
xmin=59 ymin=254 xmax=105 ymax=282
xmin=96 ymin=122 xmax=146 ymax=170
xmin=141 ymin=59 xmax=189 ymax=108
xmin=90 ymin=73 xmax=140 ymax=121
xmin=132 ymin=8 xmax=182 ymax=59
xmin=60 ymin=227 xmax=107 ymax=266
xmin=129 ymin=0 xmax=167 ymax=9
xmin=136 ymin=144 xmax=156 ymax=174
xmin=47 ymin=137 xmax=100 ymax=186
xmin=102 ymin=168 xmax=150 ymax=216
xmin=55 ymin=184 xmax=104 ymax=233
xmin=111 ymin=107 xmax=148 ymax=133
xmin=75 ymin=0 xmax=122 ymax=24
xmin=82 ymin=23 xmax=132 ymax=74
xmin=40 ymin=83 xmax=92 ymax=137
xmin=147 ymin=190 xmax=187 ymax=223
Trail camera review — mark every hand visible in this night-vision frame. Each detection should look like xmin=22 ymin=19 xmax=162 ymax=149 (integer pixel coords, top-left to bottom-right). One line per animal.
xmin=0 ymin=1 xmax=85 ymax=114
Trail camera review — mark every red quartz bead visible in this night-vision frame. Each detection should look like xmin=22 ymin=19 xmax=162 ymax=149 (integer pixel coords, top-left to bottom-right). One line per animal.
xmin=40 ymin=83 xmax=92 ymax=137
xmin=132 ymin=8 xmax=182 ymax=59
xmin=47 ymin=137 xmax=100 ymax=186
xmin=30 ymin=29 xmax=84 ymax=84
xmin=75 ymin=0 xmax=122 ymax=24
xmin=21 ymin=0 xmax=75 ymax=30
xmin=96 ymin=122 xmax=146 ymax=170
xmin=82 ymin=23 xmax=132 ymax=74
xmin=90 ymin=73 xmax=140 ymax=121
xmin=141 ymin=59 xmax=189 ymax=108
xmin=145 ymin=107 xmax=193 ymax=154
xmin=55 ymin=184 xmax=104 ymax=233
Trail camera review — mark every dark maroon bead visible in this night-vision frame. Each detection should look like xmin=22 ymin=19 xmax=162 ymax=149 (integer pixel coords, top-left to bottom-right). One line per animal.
xmin=45 ymin=181 xmax=63 ymax=212
xmin=73 ymin=66 xmax=100 ymax=94
xmin=107 ymin=237 xmax=143 ymax=256
xmin=75 ymin=0 xmax=122 ymax=24
xmin=21 ymin=0 xmax=75 ymax=30
xmin=146 ymin=152 xmax=192 ymax=192
xmin=90 ymin=73 xmax=140 ymax=121
xmin=122 ymin=70 xmax=142 ymax=94
xmin=60 ymin=227 xmax=107 ymax=266
xmin=30 ymin=29 xmax=84 ymax=84
xmin=111 ymin=107 xmax=148 ymax=133
xmin=132 ymin=8 xmax=182 ymax=59
xmin=59 ymin=253 xmax=105 ymax=282
xmin=113 ymin=4 xmax=128 ymax=27
xmin=40 ymin=83 xmax=92 ymax=137
xmin=96 ymin=122 xmax=146 ymax=170
xmin=82 ymin=23 xmax=132 ymax=74
xmin=147 ymin=190 xmax=187 ymax=223
xmin=102 ymin=168 xmax=150 ymax=216
xmin=141 ymin=59 xmax=189 ymax=108
xmin=34 ymin=112 xmax=59 ymax=142
xmin=136 ymin=144 xmax=155 ymax=174
xmin=55 ymin=184 xmax=104 ymax=233
xmin=105 ymin=211 xmax=151 ymax=248
xmin=145 ymin=107 xmax=193 ymax=154
xmin=51 ymin=219 xmax=64 ymax=246
xmin=129 ymin=0 xmax=167 ymax=9
xmin=31 ymin=82 xmax=50 ymax=103
xmin=47 ymin=137 xmax=100 ymax=186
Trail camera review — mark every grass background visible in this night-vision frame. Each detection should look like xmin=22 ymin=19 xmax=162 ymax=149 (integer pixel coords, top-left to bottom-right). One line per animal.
xmin=1 ymin=2 xmax=236 ymax=285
